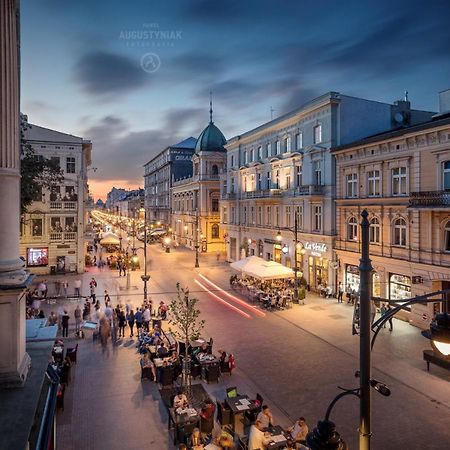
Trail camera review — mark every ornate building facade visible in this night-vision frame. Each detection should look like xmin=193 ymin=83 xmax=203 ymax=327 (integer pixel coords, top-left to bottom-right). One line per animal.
xmin=20 ymin=120 xmax=92 ymax=274
xmin=221 ymin=92 xmax=434 ymax=292
xmin=143 ymin=137 xmax=196 ymax=224
xmin=171 ymin=114 xmax=227 ymax=253
xmin=332 ymin=90 xmax=450 ymax=327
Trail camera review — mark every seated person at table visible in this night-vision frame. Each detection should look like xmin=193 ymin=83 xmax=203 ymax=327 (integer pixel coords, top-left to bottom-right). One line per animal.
xmin=200 ymin=398 xmax=215 ymax=420
xmin=168 ymin=351 xmax=179 ymax=363
xmin=249 ymin=419 xmax=271 ymax=450
xmin=141 ymin=352 xmax=156 ymax=379
xmin=286 ymin=417 xmax=309 ymax=446
xmin=188 ymin=428 xmax=205 ymax=449
xmin=173 ymin=389 xmax=188 ymax=409
xmin=157 ymin=342 xmax=168 ymax=357
xmin=257 ymin=405 xmax=274 ymax=429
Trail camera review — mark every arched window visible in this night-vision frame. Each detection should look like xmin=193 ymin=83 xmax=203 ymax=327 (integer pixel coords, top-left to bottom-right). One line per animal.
xmin=212 ymin=164 xmax=219 ymax=175
xmin=393 ymin=218 xmax=407 ymax=246
xmin=444 ymin=221 xmax=450 ymax=251
xmin=211 ymin=223 xmax=219 ymax=239
xmin=369 ymin=217 xmax=381 ymax=244
xmin=347 ymin=217 xmax=358 ymax=241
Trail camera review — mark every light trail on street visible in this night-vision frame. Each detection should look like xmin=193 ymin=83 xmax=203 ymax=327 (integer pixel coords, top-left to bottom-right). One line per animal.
xmin=194 ymin=279 xmax=252 ymax=319
xmin=198 ymin=273 xmax=266 ymax=318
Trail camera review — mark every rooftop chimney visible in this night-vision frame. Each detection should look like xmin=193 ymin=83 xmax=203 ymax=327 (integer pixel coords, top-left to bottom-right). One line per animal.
xmin=439 ymin=89 xmax=450 ymax=115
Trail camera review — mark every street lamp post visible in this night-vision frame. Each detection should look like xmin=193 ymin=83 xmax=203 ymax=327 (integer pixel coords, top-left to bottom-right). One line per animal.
xmin=139 ymin=208 xmax=150 ymax=302
xmin=358 ymin=210 xmax=373 ymax=450
xmin=194 ymin=209 xmax=200 ymax=268
xmin=277 ymin=212 xmax=304 ymax=303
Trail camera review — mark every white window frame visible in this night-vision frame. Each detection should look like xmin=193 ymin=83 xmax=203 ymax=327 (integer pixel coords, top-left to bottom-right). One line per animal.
xmin=267 ymin=143 xmax=272 ymax=157
xmin=392 ymin=167 xmax=407 ymax=196
xmin=244 ymin=151 xmax=248 ymax=165
xmin=285 ymin=135 xmax=291 ymax=153
xmin=367 ymin=170 xmax=381 ymax=197
xmin=346 ymin=173 xmax=358 ymax=198
xmin=257 ymin=146 xmax=262 ymax=160
xmin=296 ymin=132 xmax=303 ymax=150
xmin=369 ymin=217 xmax=381 ymax=244
xmin=285 ymin=206 xmax=291 ymax=228
xmin=313 ymin=204 xmax=322 ymax=232
xmin=443 ymin=161 xmax=450 ymax=191
xmin=276 ymin=140 xmax=281 ymax=155
xmin=347 ymin=217 xmax=358 ymax=241
xmin=314 ymin=160 xmax=322 ymax=185
xmin=393 ymin=217 xmax=407 ymax=247
xmin=313 ymin=124 xmax=322 ymax=144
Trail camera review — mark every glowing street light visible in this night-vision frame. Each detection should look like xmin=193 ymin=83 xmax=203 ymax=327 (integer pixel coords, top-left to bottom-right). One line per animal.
xmin=430 ymin=312 xmax=450 ymax=357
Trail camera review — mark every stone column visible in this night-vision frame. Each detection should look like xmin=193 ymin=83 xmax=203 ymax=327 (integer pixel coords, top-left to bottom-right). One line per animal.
xmin=0 ymin=0 xmax=31 ymax=386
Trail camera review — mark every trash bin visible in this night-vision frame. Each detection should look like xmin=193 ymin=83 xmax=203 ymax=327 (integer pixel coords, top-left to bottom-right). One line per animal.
xmin=50 ymin=266 xmax=56 ymax=275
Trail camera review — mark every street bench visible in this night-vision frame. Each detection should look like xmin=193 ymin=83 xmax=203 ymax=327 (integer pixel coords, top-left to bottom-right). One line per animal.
xmin=423 ymin=349 xmax=450 ymax=372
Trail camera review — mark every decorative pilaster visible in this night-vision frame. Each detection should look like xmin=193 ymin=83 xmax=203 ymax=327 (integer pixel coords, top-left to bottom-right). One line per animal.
xmin=0 ymin=0 xmax=31 ymax=387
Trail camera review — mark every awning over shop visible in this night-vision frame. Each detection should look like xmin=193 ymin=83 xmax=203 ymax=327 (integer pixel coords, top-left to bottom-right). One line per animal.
xmin=244 ymin=260 xmax=295 ymax=280
xmin=99 ymin=232 xmax=120 ymax=245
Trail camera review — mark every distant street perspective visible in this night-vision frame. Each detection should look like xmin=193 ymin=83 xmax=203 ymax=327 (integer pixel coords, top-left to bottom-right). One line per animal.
xmin=1 ymin=2 xmax=450 ymax=450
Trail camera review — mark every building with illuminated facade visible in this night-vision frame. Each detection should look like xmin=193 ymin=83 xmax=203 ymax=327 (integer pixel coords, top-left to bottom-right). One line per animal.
xmin=332 ymin=89 xmax=450 ymax=327
xmin=19 ymin=119 xmax=92 ymax=274
xmin=171 ymin=114 xmax=227 ymax=253
xmin=143 ymin=137 xmax=196 ymax=225
xmin=221 ymin=92 xmax=434 ymax=292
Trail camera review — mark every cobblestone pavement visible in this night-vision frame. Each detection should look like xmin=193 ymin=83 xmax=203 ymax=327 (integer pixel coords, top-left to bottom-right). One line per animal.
xmin=37 ymin=243 xmax=450 ymax=450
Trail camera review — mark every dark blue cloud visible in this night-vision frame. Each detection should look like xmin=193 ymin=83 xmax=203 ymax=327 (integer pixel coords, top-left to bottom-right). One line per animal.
xmin=73 ymin=51 xmax=148 ymax=96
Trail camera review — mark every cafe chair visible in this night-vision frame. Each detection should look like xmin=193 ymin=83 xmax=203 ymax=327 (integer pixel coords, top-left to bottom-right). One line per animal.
xmin=216 ymin=400 xmax=232 ymax=427
xmin=238 ymin=435 xmax=249 ymax=450
xmin=159 ymin=365 xmax=174 ymax=388
xmin=140 ymin=362 xmax=154 ymax=381
xmin=66 ymin=343 xmax=78 ymax=364
xmin=205 ymin=364 xmax=220 ymax=383
xmin=177 ymin=421 xmax=198 ymax=445
xmin=191 ymin=363 xmax=201 ymax=379
xmin=200 ymin=414 xmax=214 ymax=434
xmin=245 ymin=393 xmax=263 ymax=423
xmin=226 ymin=386 xmax=238 ymax=398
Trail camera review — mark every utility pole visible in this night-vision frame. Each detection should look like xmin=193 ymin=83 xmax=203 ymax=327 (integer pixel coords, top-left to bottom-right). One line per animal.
xmin=359 ymin=210 xmax=373 ymax=450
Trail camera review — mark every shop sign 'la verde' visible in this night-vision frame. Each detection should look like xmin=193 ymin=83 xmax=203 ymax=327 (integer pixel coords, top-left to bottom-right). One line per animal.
xmin=305 ymin=242 xmax=328 ymax=256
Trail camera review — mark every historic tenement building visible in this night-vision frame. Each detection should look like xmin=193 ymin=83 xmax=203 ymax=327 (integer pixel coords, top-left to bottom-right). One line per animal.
xmin=221 ymin=91 xmax=434 ymax=292
xmin=20 ymin=119 xmax=92 ymax=274
xmin=332 ymin=89 xmax=450 ymax=328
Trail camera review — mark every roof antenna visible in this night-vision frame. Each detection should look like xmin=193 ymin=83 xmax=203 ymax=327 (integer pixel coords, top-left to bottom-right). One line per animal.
xmin=270 ymin=106 xmax=275 ymax=120
xmin=404 ymin=90 xmax=409 ymax=102
xmin=209 ymin=90 xmax=213 ymax=123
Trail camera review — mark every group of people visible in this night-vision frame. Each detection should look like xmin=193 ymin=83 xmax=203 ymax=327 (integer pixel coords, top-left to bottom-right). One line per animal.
xmin=248 ymin=405 xmax=309 ymax=450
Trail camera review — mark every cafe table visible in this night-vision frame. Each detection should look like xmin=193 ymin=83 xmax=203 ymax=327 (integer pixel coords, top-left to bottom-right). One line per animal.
xmin=153 ymin=356 xmax=172 ymax=367
xmin=168 ymin=407 xmax=200 ymax=445
xmin=265 ymin=425 xmax=290 ymax=449
xmin=224 ymin=394 xmax=257 ymax=432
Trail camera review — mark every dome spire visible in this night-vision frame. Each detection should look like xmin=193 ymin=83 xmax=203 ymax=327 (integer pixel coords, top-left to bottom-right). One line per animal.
xmin=209 ymin=90 xmax=213 ymax=124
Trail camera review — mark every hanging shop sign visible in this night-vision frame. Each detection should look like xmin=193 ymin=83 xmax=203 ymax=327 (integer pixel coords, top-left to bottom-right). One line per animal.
xmin=305 ymin=241 xmax=328 ymax=257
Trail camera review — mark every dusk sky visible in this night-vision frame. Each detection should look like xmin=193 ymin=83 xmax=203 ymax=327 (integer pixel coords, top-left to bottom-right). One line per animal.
xmin=21 ymin=0 xmax=450 ymax=201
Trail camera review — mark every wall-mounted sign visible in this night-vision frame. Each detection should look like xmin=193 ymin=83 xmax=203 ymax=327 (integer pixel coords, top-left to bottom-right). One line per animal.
xmin=305 ymin=241 xmax=328 ymax=257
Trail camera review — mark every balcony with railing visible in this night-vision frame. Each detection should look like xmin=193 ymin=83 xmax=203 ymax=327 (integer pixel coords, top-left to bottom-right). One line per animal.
xmin=49 ymin=231 xmax=78 ymax=242
xmin=409 ymin=190 xmax=450 ymax=208
xmin=50 ymin=201 xmax=77 ymax=210
xmin=243 ymin=189 xmax=283 ymax=199
xmin=292 ymin=185 xmax=324 ymax=196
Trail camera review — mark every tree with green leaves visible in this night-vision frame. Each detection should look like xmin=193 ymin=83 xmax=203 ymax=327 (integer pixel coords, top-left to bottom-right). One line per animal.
xmin=168 ymin=283 xmax=205 ymax=390
xmin=20 ymin=116 xmax=64 ymax=214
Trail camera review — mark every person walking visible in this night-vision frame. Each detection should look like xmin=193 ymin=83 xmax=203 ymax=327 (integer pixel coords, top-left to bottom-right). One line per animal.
xmin=104 ymin=289 xmax=111 ymax=305
xmin=55 ymin=279 xmax=61 ymax=297
xmin=337 ymin=282 xmax=344 ymax=303
xmin=118 ymin=311 xmax=127 ymax=338
xmin=386 ymin=303 xmax=394 ymax=332
xmin=370 ymin=300 xmax=377 ymax=326
xmin=74 ymin=279 xmax=82 ymax=297
xmin=127 ymin=309 xmax=135 ymax=337
xmin=74 ymin=304 xmax=82 ymax=333
xmin=89 ymin=277 xmax=97 ymax=304
xmin=135 ymin=307 xmax=143 ymax=334
xmin=62 ymin=310 xmax=70 ymax=337
xmin=62 ymin=279 xmax=68 ymax=297
xmin=42 ymin=279 xmax=48 ymax=299
xmin=143 ymin=305 xmax=151 ymax=332
xmin=99 ymin=317 xmax=111 ymax=356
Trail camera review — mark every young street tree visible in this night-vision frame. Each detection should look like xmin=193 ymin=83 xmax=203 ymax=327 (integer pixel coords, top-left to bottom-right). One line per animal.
xmin=168 ymin=283 xmax=205 ymax=390
xmin=20 ymin=115 xmax=63 ymax=214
